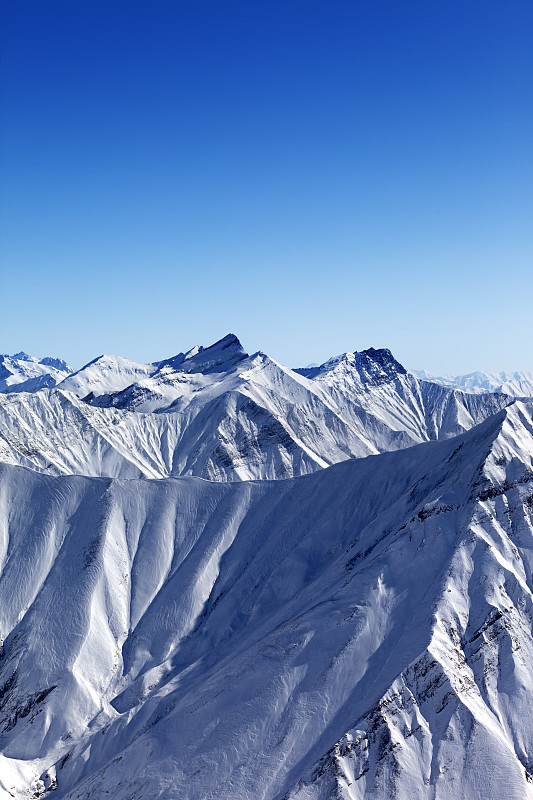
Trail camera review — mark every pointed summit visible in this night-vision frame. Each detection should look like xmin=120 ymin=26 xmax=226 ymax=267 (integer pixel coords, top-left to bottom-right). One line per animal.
xmin=356 ymin=347 xmax=407 ymax=384
xmin=11 ymin=351 xmax=34 ymax=362
xmin=156 ymin=334 xmax=248 ymax=375
xmin=208 ymin=333 xmax=243 ymax=350
xmin=296 ymin=346 xmax=407 ymax=386
xmin=188 ymin=333 xmax=244 ymax=358
xmin=180 ymin=333 xmax=248 ymax=374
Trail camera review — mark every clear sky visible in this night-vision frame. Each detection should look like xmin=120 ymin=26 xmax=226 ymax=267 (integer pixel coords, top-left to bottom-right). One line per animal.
xmin=1 ymin=0 xmax=532 ymax=373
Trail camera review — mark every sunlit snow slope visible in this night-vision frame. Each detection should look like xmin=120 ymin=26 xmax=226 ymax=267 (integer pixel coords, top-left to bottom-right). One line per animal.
xmin=0 ymin=337 xmax=512 ymax=481
xmin=0 ymin=401 xmax=533 ymax=798
xmin=0 ymin=354 xmax=72 ymax=394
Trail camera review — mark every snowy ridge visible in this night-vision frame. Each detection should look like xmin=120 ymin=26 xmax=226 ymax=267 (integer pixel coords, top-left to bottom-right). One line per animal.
xmin=0 ymin=402 xmax=532 ymax=797
xmin=153 ymin=332 xmax=248 ymax=374
xmin=412 ymin=368 xmax=533 ymax=397
xmin=0 ymin=353 xmax=72 ymax=394
xmin=296 ymin=347 xmax=408 ymax=386
xmin=0 ymin=337 xmax=513 ymax=481
xmin=57 ymin=355 xmax=156 ymax=398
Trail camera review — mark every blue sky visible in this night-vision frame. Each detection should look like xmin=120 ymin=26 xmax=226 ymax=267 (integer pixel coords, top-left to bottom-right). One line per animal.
xmin=1 ymin=0 xmax=532 ymax=373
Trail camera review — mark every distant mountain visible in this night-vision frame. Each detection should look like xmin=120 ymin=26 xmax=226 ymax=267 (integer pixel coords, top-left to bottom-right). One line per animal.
xmin=0 ymin=336 xmax=512 ymax=480
xmin=1 ymin=400 xmax=532 ymax=798
xmin=412 ymin=368 xmax=533 ymax=397
xmin=0 ymin=352 xmax=72 ymax=393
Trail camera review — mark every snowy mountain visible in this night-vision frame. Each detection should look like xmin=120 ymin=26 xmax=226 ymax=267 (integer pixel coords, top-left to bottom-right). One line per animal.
xmin=0 ymin=400 xmax=533 ymax=798
xmin=412 ymin=368 xmax=533 ymax=397
xmin=0 ymin=336 xmax=513 ymax=481
xmin=0 ymin=352 xmax=72 ymax=393
xmin=56 ymin=354 xmax=157 ymax=398
xmin=53 ymin=334 xmax=249 ymax=402
xmin=295 ymin=348 xmax=514 ymax=445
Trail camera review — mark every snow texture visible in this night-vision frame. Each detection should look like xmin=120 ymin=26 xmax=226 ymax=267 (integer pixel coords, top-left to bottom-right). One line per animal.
xmin=1 ymin=336 xmax=533 ymax=799
xmin=0 ymin=354 xmax=72 ymax=394
xmin=0 ymin=337 xmax=513 ymax=481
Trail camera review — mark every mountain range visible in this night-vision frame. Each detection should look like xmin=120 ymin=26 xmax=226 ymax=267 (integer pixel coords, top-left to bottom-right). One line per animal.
xmin=0 ymin=335 xmax=517 ymax=481
xmin=412 ymin=369 xmax=533 ymax=397
xmin=0 ymin=353 xmax=72 ymax=394
xmin=0 ymin=335 xmax=532 ymax=799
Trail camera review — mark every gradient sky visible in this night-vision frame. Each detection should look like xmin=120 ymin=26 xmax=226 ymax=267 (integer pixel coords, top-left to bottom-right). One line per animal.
xmin=1 ymin=0 xmax=532 ymax=373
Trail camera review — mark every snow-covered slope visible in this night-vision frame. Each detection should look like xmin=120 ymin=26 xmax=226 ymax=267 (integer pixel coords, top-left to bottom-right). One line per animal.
xmin=56 ymin=354 xmax=157 ymax=397
xmin=1 ymin=401 xmax=533 ymax=798
xmin=295 ymin=347 xmax=513 ymax=445
xmin=54 ymin=334 xmax=249 ymax=404
xmin=0 ymin=338 xmax=513 ymax=481
xmin=412 ymin=368 xmax=533 ymax=397
xmin=0 ymin=353 xmax=72 ymax=393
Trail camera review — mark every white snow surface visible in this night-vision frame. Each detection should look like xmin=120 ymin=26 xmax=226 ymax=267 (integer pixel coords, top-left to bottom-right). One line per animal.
xmin=2 ymin=335 xmax=533 ymax=799
xmin=56 ymin=355 xmax=156 ymax=398
xmin=0 ymin=337 xmax=513 ymax=481
xmin=0 ymin=401 xmax=533 ymax=798
xmin=412 ymin=368 xmax=533 ymax=397
xmin=0 ymin=353 xmax=72 ymax=394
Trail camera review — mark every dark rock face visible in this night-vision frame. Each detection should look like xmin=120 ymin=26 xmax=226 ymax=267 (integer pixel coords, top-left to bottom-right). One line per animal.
xmin=356 ymin=348 xmax=408 ymax=385
xmin=295 ymin=347 xmax=407 ymax=386
xmin=39 ymin=357 xmax=71 ymax=372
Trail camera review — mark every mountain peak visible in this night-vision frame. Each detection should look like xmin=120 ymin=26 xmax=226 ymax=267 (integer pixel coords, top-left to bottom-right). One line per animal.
xmin=56 ymin=354 xmax=156 ymax=397
xmin=0 ymin=352 xmax=72 ymax=393
xmin=210 ymin=332 xmax=242 ymax=350
xmin=185 ymin=333 xmax=244 ymax=359
xmin=11 ymin=351 xmax=36 ymax=363
xmin=157 ymin=334 xmax=248 ymax=376
xmin=357 ymin=347 xmax=407 ymax=381
xmin=39 ymin=356 xmax=72 ymax=372
xmin=180 ymin=333 xmax=248 ymax=374
xmin=296 ymin=346 xmax=407 ymax=386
